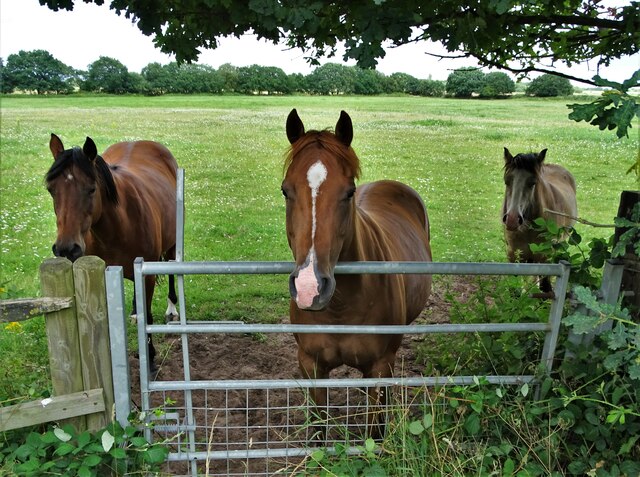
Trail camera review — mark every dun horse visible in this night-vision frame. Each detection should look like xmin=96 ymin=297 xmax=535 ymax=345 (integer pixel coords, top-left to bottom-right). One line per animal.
xmin=282 ymin=109 xmax=432 ymax=437
xmin=502 ymin=147 xmax=577 ymax=291
xmin=46 ymin=134 xmax=179 ymax=370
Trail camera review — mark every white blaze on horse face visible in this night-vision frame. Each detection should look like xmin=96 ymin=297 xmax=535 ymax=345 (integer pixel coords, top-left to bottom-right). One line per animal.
xmin=294 ymin=160 xmax=328 ymax=308
xmin=307 ymin=160 xmax=327 ymax=240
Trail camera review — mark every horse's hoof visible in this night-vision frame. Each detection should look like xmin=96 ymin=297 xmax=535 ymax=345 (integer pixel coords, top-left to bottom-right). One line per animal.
xmin=165 ymin=312 xmax=179 ymax=323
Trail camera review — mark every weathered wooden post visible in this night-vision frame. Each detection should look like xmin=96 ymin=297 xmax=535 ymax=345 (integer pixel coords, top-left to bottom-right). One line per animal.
xmin=73 ymin=256 xmax=114 ymax=430
xmin=39 ymin=257 xmax=85 ymax=430
xmin=615 ymin=190 xmax=640 ymax=320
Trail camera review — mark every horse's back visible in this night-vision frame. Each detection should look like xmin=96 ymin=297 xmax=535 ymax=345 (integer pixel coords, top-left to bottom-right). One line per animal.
xmin=356 ymin=180 xmax=432 ymax=321
xmin=357 ymin=180 xmax=431 ymax=261
xmin=103 ymin=141 xmax=178 ymax=255
xmin=103 ymin=141 xmax=178 ymax=178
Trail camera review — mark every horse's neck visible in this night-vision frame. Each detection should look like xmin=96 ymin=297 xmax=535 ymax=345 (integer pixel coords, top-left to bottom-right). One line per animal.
xmin=343 ymin=208 xmax=388 ymax=262
xmin=86 ymin=187 xmax=126 ymax=255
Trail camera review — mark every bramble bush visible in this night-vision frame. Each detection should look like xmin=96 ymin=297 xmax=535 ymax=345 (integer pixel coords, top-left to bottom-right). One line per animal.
xmin=0 ymin=417 xmax=170 ymax=476
xmin=294 ymin=207 xmax=639 ymax=475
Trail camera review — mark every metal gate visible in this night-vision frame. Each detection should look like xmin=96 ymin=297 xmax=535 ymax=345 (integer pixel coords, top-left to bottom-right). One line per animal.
xmin=104 ymin=170 xmax=573 ymax=476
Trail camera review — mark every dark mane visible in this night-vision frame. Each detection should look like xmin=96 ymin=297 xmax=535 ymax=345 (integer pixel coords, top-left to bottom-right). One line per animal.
xmin=284 ymin=130 xmax=361 ymax=179
xmin=46 ymin=147 xmax=119 ymax=204
xmin=504 ymin=152 xmax=542 ymax=176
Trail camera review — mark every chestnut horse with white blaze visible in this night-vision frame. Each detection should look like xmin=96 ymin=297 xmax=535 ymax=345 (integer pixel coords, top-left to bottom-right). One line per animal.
xmin=282 ymin=109 xmax=432 ymax=437
xmin=502 ymin=147 xmax=577 ymax=291
xmin=46 ymin=134 xmax=179 ymax=370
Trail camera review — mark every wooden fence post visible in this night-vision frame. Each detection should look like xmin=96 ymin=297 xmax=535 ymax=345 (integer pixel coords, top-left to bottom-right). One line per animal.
xmin=614 ymin=190 xmax=640 ymax=320
xmin=73 ymin=256 xmax=114 ymax=430
xmin=39 ymin=257 xmax=85 ymax=431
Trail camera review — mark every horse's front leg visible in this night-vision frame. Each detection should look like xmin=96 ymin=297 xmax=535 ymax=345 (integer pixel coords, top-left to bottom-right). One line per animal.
xmin=363 ymin=354 xmax=395 ymax=440
xmin=144 ymin=275 xmax=158 ymax=375
xmin=164 ymin=245 xmax=179 ymax=322
xmin=298 ymin=348 xmax=330 ymax=441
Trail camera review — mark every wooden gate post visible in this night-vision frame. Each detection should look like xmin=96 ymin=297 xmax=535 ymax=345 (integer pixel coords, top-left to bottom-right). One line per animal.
xmin=73 ymin=256 xmax=114 ymax=430
xmin=615 ymin=190 xmax=640 ymax=320
xmin=39 ymin=257 xmax=85 ymax=431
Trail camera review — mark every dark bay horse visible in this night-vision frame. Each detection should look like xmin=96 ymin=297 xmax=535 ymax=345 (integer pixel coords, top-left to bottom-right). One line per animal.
xmin=502 ymin=147 xmax=577 ymax=291
xmin=46 ymin=134 xmax=179 ymax=369
xmin=282 ymin=109 xmax=433 ymax=437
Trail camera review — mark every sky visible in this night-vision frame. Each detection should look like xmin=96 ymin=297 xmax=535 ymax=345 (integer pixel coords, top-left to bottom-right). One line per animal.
xmin=1 ymin=0 xmax=638 ymax=83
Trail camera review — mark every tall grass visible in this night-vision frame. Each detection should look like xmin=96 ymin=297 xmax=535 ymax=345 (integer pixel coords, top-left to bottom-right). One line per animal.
xmin=1 ymin=94 xmax=637 ymax=399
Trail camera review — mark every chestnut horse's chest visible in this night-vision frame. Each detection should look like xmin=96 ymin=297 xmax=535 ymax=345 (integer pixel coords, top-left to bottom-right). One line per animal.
xmin=291 ymin=273 xmax=410 ymax=369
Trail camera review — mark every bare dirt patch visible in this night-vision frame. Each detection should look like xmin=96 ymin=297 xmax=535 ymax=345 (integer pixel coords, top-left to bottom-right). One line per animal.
xmin=127 ymin=276 xmax=478 ymax=476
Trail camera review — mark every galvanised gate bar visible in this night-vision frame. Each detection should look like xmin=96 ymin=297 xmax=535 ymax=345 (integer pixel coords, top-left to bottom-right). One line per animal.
xmin=105 ymin=257 xmax=571 ymax=477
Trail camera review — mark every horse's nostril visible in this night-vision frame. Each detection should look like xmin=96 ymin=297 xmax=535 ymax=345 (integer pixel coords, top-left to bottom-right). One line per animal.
xmin=518 ymin=215 xmax=524 ymax=225
xmin=502 ymin=214 xmax=508 ymax=224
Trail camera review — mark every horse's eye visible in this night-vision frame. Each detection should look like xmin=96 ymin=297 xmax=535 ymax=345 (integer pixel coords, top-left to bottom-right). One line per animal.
xmin=346 ymin=187 xmax=356 ymax=200
xmin=88 ymin=186 xmax=96 ymax=196
xmin=46 ymin=186 xmax=54 ymax=196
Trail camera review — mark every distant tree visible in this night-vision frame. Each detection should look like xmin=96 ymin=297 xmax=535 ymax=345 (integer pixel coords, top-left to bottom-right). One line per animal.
xmin=172 ymin=63 xmax=222 ymax=93
xmin=84 ymin=56 xmax=134 ymax=94
xmin=526 ymin=74 xmax=574 ymax=97
xmin=2 ymin=50 xmax=74 ymax=94
xmin=306 ymin=63 xmax=355 ymax=95
xmin=480 ymin=72 xmax=516 ymax=98
xmin=288 ymin=73 xmax=308 ymax=93
xmin=414 ymin=79 xmax=446 ymax=97
xmin=142 ymin=62 xmax=173 ymax=94
xmin=385 ymin=72 xmax=418 ymax=94
xmin=446 ymin=67 xmax=485 ymax=98
xmin=237 ymin=65 xmax=291 ymax=94
xmin=353 ymin=68 xmax=386 ymax=95
xmin=217 ymin=63 xmax=239 ymax=93
xmin=0 ymin=58 xmax=12 ymax=94
xmin=127 ymin=72 xmax=148 ymax=94
xmin=39 ymin=0 xmax=639 ymax=142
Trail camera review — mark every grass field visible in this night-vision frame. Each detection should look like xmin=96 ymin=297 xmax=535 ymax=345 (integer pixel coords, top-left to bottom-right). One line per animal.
xmin=1 ymin=94 xmax=637 ymax=399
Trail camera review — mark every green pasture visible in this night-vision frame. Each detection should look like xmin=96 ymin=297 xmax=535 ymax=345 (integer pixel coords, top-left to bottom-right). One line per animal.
xmin=0 ymin=94 xmax=637 ymax=399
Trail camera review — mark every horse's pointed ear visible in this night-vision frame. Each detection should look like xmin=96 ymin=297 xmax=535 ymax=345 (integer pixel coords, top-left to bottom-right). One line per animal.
xmin=83 ymin=137 xmax=98 ymax=161
xmin=504 ymin=147 xmax=514 ymax=164
xmin=335 ymin=111 xmax=353 ymax=147
xmin=538 ymin=149 xmax=548 ymax=163
xmin=286 ymin=109 xmax=305 ymax=144
xmin=50 ymin=133 xmax=64 ymax=160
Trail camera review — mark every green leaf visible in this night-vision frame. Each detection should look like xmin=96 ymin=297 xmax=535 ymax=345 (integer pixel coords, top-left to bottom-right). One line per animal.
xmin=110 ymin=447 xmax=127 ymax=459
xmin=364 ymin=437 xmax=376 ymax=453
xmin=143 ymin=445 xmax=168 ymax=464
xmin=607 ymin=323 xmax=629 ymax=350
xmin=77 ymin=465 xmax=92 ymax=477
xmin=422 ymin=413 xmax=433 ymax=429
xmin=520 ymin=382 xmax=529 ymax=397
xmin=503 ymin=458 xmax=515 ymax=476
xmin=82 ymin=454 xmax=102 ymax=467
xmin=564 ymin=312 xmax=602 ymax=334
xmin=408 ymin=420 xmax=425 ymax=435
xmin=54 ymin=443 xmax=75 ymax=456
xmin=464 ymin=413 xmax=481 ymax=435
xmin=77 ymin=431 xmax=91 ymax=449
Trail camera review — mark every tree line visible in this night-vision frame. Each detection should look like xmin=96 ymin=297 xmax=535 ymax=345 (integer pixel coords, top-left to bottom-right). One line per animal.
xmin=0 ymin=50 xmax=573 ymax=98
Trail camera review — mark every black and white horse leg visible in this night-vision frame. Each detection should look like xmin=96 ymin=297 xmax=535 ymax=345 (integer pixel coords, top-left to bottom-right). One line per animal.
xmin=164 ymin=245 xmax=179 ymax=322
